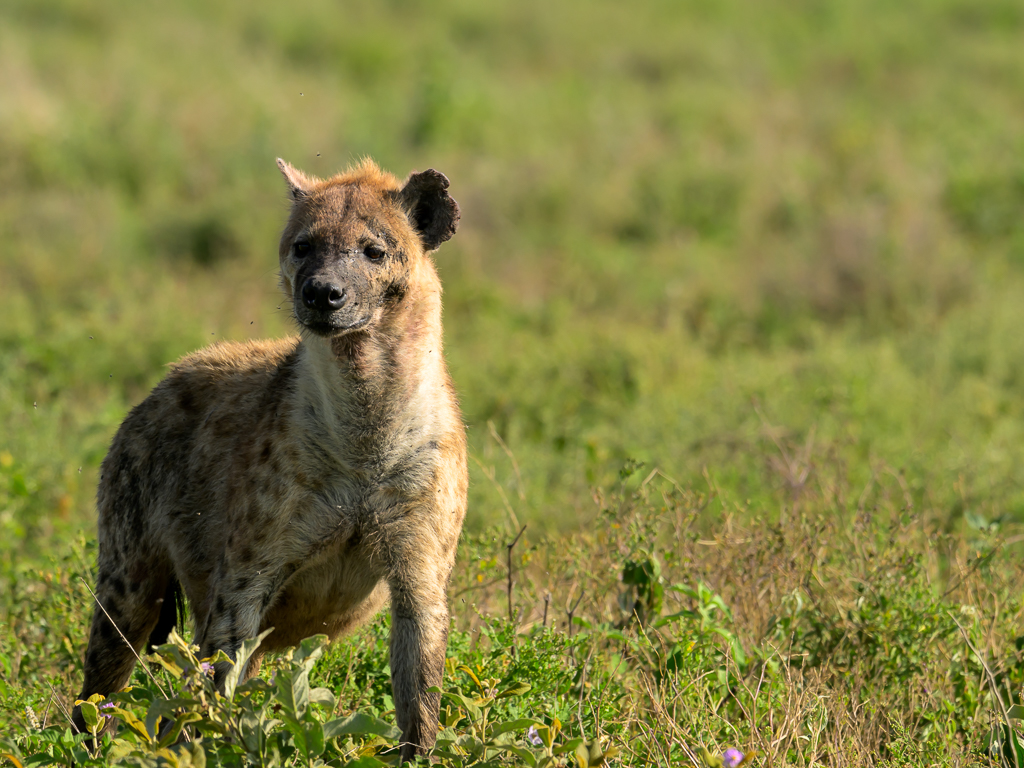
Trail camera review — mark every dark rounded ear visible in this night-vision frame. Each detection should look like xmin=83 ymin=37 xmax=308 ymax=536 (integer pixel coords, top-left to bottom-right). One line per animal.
xmin=398 ymin=169 xmax=460 ymax=251
xmin=277 ymin=158 xmax=313 ymax=201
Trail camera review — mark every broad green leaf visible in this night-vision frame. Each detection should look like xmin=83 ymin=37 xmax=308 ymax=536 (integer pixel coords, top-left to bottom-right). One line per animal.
xmin=309 ymin=686 xmax=337 ymax=710
xmin=441 ymin=691 xmax=482 ymax=720
xmin=341 ymin=757 xmax=390 ymax=768
xmin=537 ymin=719 xmax=561 ymax=750
xmin=276 ymin=668 xmax=310 ymax=720
xmin=496 ymin=681 xmax=532 ymax=699
xmin=286 ymin=719 xmax=325 ymax=761
xmin=146 ymin=698 xmax=182 ymax=742
xmin=149 ymin=653 xmax=186 ymax=679
xmin=487 ymin=744 xmax=539 ymax=766
xmin=588 ymin=739 xmax=608 ymax=763
xmin=239 ymin=707 xmax=263 ymax=752
xmin=293 ymin=634 xmax=330 ymax=667
xmin=489 ymin=717 xmax=542 ymax=738
xmin=553 ymin=738 xmax=585 ymax=756
xmin=191 ymin=718 xmax=230 ymax=736
xmin=323 ymin=712 xmax=402 ymax=741
xmin=223 ymin=628 xmax=274 ymax=701
xmin=158 ymin=712 xmax=204 ymax=749
xmin=108 ymin=706 xmax=155 ymax=743
xmin=699 ymin=747 xmax=724 ymax=767
xmin=178 ymin=740 xmax=208 ymax=768
xmin=455 ymin=733 xmax=484 ymax=760
xmin=76 ymin=700 xmax=99 ymax=729
xmin=112 ymin=687 xmax=155 ymax=707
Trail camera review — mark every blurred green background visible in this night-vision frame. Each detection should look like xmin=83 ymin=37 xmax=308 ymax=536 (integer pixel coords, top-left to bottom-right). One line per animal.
xmin=2 ymin=0 xmax=1024 ymax=569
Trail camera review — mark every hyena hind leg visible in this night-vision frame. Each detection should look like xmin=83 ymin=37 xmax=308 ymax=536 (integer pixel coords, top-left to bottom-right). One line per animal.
xmin=71 ymin=568 xmax=173 ymax=734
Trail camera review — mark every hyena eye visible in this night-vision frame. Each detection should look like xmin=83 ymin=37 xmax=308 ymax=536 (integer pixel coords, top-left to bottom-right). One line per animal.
xmin=293 ymin=241 xmax=311 ymax=258
xmin=364 ymin=244 xmax=386 ymax=260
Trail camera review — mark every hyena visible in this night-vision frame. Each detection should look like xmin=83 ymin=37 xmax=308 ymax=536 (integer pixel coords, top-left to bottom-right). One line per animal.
xmin=71 ymin=158 xmax=468 ymax=761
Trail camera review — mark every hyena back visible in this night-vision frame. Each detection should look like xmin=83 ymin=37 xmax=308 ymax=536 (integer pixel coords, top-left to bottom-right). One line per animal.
xmin=72 ymin=158 xmax=468 ymax=761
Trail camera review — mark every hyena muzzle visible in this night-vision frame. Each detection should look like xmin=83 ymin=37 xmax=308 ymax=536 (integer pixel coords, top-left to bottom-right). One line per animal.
xmin=72 ymin=158 xmax=468 ymax=762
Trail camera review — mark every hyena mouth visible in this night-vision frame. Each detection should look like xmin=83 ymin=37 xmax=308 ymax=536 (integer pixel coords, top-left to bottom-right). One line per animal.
xmin=296 ymin=312 xmax=371 ymax=338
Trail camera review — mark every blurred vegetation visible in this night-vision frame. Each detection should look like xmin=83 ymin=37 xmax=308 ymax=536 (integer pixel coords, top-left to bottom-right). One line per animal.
xmin=2 ymin=0 xmax=1024 ymax=763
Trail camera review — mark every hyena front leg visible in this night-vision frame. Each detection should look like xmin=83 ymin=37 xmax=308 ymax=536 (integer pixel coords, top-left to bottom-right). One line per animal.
xmin=387 ymin=543 xmax=453 ymax=763
xmin=194 ymin=561 xmax=288 ymax=686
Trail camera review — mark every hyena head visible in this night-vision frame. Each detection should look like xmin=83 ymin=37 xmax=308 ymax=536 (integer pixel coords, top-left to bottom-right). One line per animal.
xmin=276 ymin=158 xmax=459 ymax=338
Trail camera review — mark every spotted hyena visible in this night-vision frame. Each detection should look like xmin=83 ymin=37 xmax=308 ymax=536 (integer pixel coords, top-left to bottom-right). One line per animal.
xmin=71 ymin=158 xmax=468 ymax=761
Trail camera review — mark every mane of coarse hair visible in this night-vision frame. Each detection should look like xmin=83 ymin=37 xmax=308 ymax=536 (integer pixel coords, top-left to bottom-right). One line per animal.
xmin=323 ymin=157 xmax=401 ymax=191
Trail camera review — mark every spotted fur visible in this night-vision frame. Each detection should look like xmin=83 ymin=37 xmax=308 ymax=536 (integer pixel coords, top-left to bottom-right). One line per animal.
xmin=72 ymin=159 xmax=468 ymax=761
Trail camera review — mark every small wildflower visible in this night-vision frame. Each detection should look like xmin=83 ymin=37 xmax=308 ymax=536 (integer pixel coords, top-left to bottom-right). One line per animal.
xmin=201 ymin=661 xmax=214 ymax=676
xmin=24 ymin=706 xmax=41 ymax=729
xmin=723 ymin=748 xmax=745 ymax=768
xmin=99 ymin=701 xmax=115 ymax=721
xmin=527 ymin=725 xmax=543 ymax=746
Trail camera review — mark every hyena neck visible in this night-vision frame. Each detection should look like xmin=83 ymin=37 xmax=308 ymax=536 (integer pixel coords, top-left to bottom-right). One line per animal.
xmin=298 ymin=282 xmax=446 ymax=434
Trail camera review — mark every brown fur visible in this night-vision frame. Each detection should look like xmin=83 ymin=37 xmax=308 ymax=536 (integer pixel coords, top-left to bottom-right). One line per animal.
xmin=72 ymin=158 xmax=468 ymax=761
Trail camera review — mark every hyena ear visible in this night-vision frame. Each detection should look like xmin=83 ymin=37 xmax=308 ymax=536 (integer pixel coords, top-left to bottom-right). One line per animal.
xmin=398 ymin=169 xmax=460 ymax=251
xmin=276 ymin=158 xmax=313 ymax=201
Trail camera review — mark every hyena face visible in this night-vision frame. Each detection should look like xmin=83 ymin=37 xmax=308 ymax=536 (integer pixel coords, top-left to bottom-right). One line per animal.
xmin=276 ymin=159 xmax=459 ymax=338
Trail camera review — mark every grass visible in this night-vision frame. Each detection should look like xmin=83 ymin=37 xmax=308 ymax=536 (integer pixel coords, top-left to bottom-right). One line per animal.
xmin=3 ymin=0 xmax=1024 ymax=764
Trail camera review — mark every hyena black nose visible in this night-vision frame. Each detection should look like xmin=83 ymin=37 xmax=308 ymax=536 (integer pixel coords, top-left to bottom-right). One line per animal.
xmin=301 ymin=278 xmax=346 ymax=311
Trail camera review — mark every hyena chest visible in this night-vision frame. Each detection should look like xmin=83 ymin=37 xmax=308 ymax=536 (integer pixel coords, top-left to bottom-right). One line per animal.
xmin=256 ymin=536 xmax=387 ymax=651
xmin=258 ymin=501 xmax=389 ymax=650
xmin=241 ymin=439 xmax=435 ymax=648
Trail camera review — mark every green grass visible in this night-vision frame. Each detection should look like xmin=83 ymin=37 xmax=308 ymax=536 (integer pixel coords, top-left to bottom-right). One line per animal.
xmin=3 ymin=0 xmax=1024 ymax=764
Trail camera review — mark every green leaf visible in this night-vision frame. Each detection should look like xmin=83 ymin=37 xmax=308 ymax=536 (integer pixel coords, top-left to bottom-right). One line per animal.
xmin=276 ymin=668 xmax=310 ymax=720
xmin=146 ymin=698 xmax=182 ymax=742
xmin=76 ymin=700 xmax=99 ymax=729
xmin=293 ymin=634 xmax=330 ymax=668
xmin=158 ymin=712 xmax=204 ymax=749
xmin=699 ymin=747 xmax=724 ymax=767
xmin=309 ymin=686 xmax=337 ymax=710
xmin=455 ymin=733 xmax=485 ymax=760
xmin=487 ymin=744 xmax=539 ymax=766
xmin=1008 ymin=704 xmax=1024 ymax=720
xmin=191 ymin=718 xmax=229 ymax=736
xmin=286 ymin=719 xmax=325 ymax=761
xmin=495 ymin=681 xmax=532 ymax=699
xmin=489 ymin=717 xmax=542 ymax=738
xmin=238 ymin=706 xmax=262 ymax=752
xmin=107 ymin=706 xmax=155 ymax=743
xmin=441 ymin=691 xmax=482 ymax=721
xmin=223 ymin=628 xmax=274 ymax=701
xmin=112 ymin=687 xmax=156 ymax=707
xmin=323 ymin=712 xmax=402 ymax=741
xmin=341 ymin=758 xmax=390 ymax=768
xmin=552 ymin=738 xmax=585 ymax=756
xmin=457 ymin=664 xmax=484 ymax=689
xmin=181 ymin=740 xmax=208 ymax=768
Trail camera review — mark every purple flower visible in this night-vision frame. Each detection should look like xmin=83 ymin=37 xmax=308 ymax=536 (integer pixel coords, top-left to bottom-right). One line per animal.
xmin=723 ymin=748 xmax=745 ymax=768
xmin=527 ymin=725 xmax=543 ymax=746
xmin=201 ymin=662 xmax=214 ymax=676
xmin=99 ymin=701 xmax=114 ymax=721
